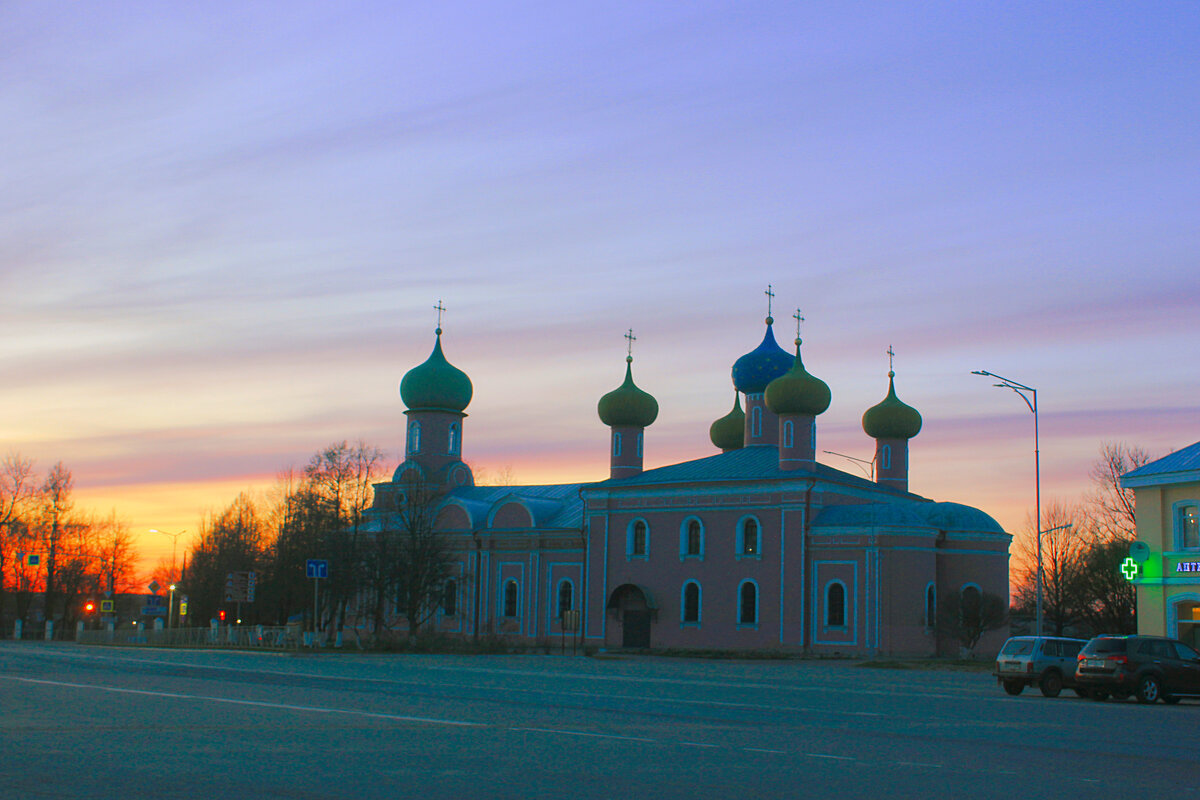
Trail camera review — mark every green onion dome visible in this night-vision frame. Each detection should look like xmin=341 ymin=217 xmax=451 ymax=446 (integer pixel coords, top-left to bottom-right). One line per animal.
xmin=731 ymin=318 xmax=794 ymax=394
xmin=598 ymin=357 xmax=659 ymax=428
xmin=764 ymin=341 xmax=831 ymax=416
xmin=862 ymin=372 xmax=922 ymax=440
xmin=400 ymin=329 xmax=473 ymax=412
xmin=709 ymin=392 xmax=745 ymax=450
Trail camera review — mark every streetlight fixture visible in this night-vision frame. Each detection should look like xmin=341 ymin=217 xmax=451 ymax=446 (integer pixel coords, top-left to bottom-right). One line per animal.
xmin=149 ymin=529 xmax=186 ymax=581
xmin=972 ymin=369 xmax=1042 ymax=636
xmin=168 ymin=583 xmax=177 ymax=630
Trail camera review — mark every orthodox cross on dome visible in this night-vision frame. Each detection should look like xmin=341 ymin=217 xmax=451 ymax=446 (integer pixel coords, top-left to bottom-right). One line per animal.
xmin=764 ymin=284 xmax=775 ymax=318
xmin=433 ymin=300 xmax=446 ymax=330
xmin=793 ymin=308 xmax=804 ymax=344
xmin=887 ymin=344 xmax=896 ymax=376
xmin=625 ymin=328 xmax=637 ymax=360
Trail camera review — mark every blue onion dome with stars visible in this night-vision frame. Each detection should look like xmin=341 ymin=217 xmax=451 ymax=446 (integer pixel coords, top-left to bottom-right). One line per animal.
xmin=400 ymin=326 xmax=473 ymax=413
xmin=731 ymin=315 xmax=794 ymax=394
xmin=598 ymin=355 xmax=659 ymax=428
xmin=709 ymin=391 xmax=745 ymax=450
xmin=862 ymin=370 xmax=922 ymax=440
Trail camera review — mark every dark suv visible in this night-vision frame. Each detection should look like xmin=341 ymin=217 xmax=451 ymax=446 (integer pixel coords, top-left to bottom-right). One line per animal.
xmin=1075 ymin=635 xmax=1200 ymax=704
xmin=994 ymin=636 xmax=1087 ymax=697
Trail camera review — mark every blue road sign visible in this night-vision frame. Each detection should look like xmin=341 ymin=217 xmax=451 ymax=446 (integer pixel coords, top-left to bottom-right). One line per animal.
xmin=141 ymin=606 xmax=166 ymax=616
xmin=306 ymin=559 xmax=329 ymax=579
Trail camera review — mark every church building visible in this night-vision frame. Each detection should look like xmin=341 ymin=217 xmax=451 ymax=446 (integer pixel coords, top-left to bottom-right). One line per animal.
xmin=364 ymin=298 xmax=1011 ymax=657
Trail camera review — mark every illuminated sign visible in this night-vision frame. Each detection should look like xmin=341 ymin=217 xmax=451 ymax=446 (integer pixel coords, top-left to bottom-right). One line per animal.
xmin=1176 ymin=562 xmax=1200 ymax=573
xmin=1121 ymin=558 xmax=1138 ymax=581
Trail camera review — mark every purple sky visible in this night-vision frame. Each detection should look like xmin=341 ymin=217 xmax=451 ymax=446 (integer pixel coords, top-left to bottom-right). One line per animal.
xmin=3 ymin=2 xmax=1198 ymax=569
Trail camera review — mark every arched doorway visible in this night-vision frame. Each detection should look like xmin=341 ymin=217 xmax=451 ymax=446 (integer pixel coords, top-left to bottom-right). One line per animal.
xmin=1173 ymin=596 xmax=1200 ymax=649
xmin=607 ymin=584 xmax=655 ymax=648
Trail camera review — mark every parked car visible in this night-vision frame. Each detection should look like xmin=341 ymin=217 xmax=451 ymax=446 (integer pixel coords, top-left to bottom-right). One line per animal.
xmin=994 ymin=636 xmax=1088 ymax=697
xmin=1075 ymin=634 xmax=1200 ymax=704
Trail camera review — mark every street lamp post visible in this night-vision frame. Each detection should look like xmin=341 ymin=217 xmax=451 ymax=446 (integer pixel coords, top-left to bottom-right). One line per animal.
xmin=149 ymin=529 xmax=186 ymax=581
xmin=972 ymin=370 xmax=1042 ymax=636
xmin=168 ymin=583 xmax=177 ymax=630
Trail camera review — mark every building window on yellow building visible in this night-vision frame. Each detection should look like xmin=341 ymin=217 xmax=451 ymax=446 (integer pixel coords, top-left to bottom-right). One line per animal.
xmin=1179 ymin=504 xmax=1199 ymax=550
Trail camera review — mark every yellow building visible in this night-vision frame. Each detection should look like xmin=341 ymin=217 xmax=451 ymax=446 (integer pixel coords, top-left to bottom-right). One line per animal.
xmin=1122 ymin=441 xmax=1200 ymax=647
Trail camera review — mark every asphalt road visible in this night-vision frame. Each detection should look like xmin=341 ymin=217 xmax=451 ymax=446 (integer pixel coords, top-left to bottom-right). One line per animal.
xmin=1 ymin=642 xmax=1197 ymax=799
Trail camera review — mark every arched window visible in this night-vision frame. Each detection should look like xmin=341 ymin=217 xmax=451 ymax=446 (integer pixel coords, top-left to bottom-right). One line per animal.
xmin=751 ymin=406 xmax=762 ymax=438
xmin=447 ymin=422 xmax=460 ymax=455
xmin=628 ymin=519 xmax=648 ymax=558
xmin=503 ymin=580 xmax=519 ymax=618
xmin=881 ymin=444 xmax=891 ymax=471
xmin=809 ymin=419 xmax=816 ymax=449
xmin=681 ymin=518 xmax=703 ymax=558
xmin=682 ymin=581 xmax=701 ymax=624
xmin=1178 ymin=503 xmax=1199 ymax=550
xmin=783 ymin=420 xmax=794 ymax=448
xmin=826 ymin=582 xmax=846 ymax=627
xmin=637 ymin=431 xmax=643 ymax=457
xmin=738 ymin=581 xmax=758 ymax=625
xmin=737 ymin=517 xmax=760 ymax=557
xmin=557 ymin=580 xmax=574 ymax=617
xmin=407 ymin=421 xmax=421 ymax=454
xmin=925 ymin=584 xmax=936 ymax=629
xmin=612 ymin=431 xmax=622 ymax=458
xmin=443 ymin=579 xmax=457 ymax=616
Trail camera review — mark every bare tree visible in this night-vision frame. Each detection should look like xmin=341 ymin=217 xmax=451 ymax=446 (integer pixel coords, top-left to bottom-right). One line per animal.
xmin=37 ymin=462 xmax=75 ymax=628
xmin=1088 ymin=442 xmax=1151 ymax=543
xmin=1012 ymin=500 xmax=1089 ymax=636
xmin=303 ymin=441 xmax=386 ymax=637
xmin=0 ymin=453 xmax=36 ymax=634
xmin=938 ymin=587 xmax=1007 ymax=655
xmin=392 ymin=474 xmax=453 ymax=639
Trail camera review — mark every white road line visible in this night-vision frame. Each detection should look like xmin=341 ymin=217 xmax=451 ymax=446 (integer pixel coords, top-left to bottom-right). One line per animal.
xmin=4 ymin=645 xmax=885 ymax=719
xmin=0 ymin=643 xmax=971 ymax=702
xmin=804 ymin=753 xmax=855 ymax=761
xmin=679 ymin=742 xmax=720 ymax=748
xmin=0 ymin=676 xmax=484 ymax=728
xmin=744 ymin=748 xmax=787 ymax=754
xmin=511 ymin=727 xmax=655 ymax=743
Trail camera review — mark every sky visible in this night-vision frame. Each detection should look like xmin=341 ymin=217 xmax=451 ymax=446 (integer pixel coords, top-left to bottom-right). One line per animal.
xmin=3 ymin=2 xmax=1198 ymax=576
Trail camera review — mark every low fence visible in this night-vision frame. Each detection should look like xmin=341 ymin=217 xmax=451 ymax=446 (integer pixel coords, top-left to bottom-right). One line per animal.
xmin=76 ymin=624 xmax=303 ymax=649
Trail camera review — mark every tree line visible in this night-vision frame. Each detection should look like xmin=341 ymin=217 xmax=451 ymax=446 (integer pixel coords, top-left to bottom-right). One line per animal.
xmin=0 ymin=455 xmax=139 ymax=635
xmin=179 ymin=440 xmax=453 ymax=646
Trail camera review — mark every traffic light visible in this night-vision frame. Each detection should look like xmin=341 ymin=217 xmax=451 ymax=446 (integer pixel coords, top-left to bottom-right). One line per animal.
xmin=83 ymin=600 xmax=96 ymax=614
xmin=219 ymin=609 xmax=226 ymax=622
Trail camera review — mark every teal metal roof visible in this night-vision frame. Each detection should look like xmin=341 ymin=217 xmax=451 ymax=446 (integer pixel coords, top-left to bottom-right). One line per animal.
xmin=813 ymin=501 xmax=1005 ymax=534
xmin=1122 ymin=441 xmax=1200 ymax=488
xmin=448 ymin=482 xmax=585 ymax=529
xmin=592 ymin=445 xmax=916 ymax=497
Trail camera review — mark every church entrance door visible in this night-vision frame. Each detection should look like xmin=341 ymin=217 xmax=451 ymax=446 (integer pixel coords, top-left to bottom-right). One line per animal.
xmin=606 ymin=583 xmax=655 ymax=649
xmin=622 ymin=610 xmax=651 ymax=648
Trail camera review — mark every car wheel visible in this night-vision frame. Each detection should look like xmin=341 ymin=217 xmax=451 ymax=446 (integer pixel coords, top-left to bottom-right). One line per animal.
xmin=1089 ymin=690 xmax=1109 ymax=701
xmin=1039 ymin=671 xmax=1063 ymax=698
xmin=1003 ymin=680 xmax=1023 ymax=696
xmin=1136 ymin=675 xmax=1161 ymax=704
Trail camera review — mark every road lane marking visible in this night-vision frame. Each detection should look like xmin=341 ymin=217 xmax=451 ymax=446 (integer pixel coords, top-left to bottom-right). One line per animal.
xmin=804 ymin=753 xmax=855 ymax=761
xmin=511 ymin=727 xmax=655 ymax=743
xmin=0 ymin=676 xmax=484 ymax=728
xmin=679 ymin=742 xmax=719 ymax=748
xmin=744 ymin=748 xmax=787 ymax=754
xmin=2 ymin=645 xmax=885 ymax=720
xmin=0 ymin=643 xmax=975 ymax=702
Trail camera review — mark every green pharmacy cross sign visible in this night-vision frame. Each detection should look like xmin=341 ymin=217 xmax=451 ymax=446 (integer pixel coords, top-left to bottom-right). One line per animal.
xmin=1121 ymin=557 xmax=1139 ymax=581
